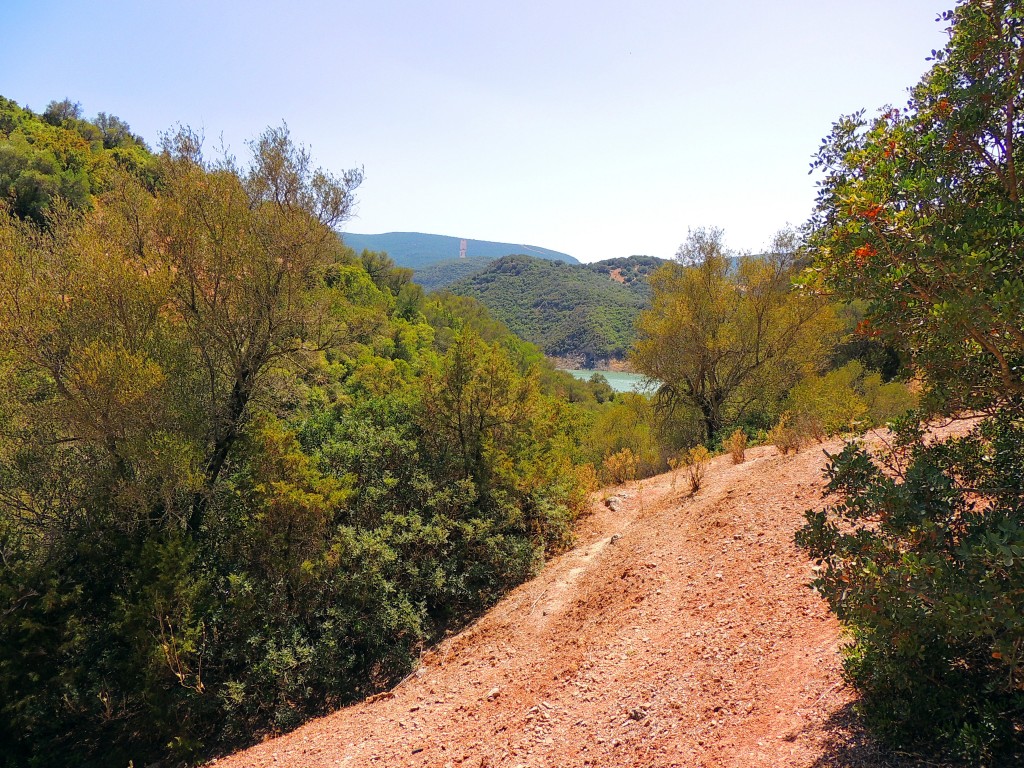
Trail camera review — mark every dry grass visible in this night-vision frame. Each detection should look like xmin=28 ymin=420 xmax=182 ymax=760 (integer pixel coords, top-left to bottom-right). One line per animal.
xmin=723 ymin=428 xmax=747 ymax=464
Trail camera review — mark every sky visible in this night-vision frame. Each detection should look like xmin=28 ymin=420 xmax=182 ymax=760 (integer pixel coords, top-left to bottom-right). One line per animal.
xmin=3 ymin=1 xmax=953 ymax=262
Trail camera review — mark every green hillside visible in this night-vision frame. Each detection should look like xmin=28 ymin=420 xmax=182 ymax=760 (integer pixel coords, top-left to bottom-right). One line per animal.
xmin=446 ymin=254 xmax=648 ymax=365
xmin=0 ymin=96 xmax=153 ymax=224
xmin=586 ymin=255 xmax=668 ymax=299
xmin=413 ymin=256 xmax=495 ymax=291
xmin=341 ymin=231 xmax=579 ymax=269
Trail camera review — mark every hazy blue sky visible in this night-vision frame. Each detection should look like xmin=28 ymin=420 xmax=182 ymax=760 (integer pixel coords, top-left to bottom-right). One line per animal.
xmin=3 ymin=1 xmax=951 ymax=262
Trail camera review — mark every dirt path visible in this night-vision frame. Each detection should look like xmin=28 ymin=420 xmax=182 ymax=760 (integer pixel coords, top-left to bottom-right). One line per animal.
xmin=213 ymin=438 xmax=921 ymax=768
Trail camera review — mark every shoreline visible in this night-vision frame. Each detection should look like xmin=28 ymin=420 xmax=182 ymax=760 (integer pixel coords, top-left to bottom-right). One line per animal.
xmin=547 ymin=355 xmax=634 ymax=373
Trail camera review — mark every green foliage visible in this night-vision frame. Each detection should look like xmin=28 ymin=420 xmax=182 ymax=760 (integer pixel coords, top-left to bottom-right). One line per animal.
xmin=785 ymin=368 xmax=862 ymax=437
xmin=807 ymin=1 xmax=1024 ymax=410
xmin=632 ymin=227 xmax=838 ymax=442
xmin=585 ymin=393 xmax=675 ymax=479
xmin=797 ymin=413 xmax=1024 ymax=762
xmin=0 ymin=95 xmax=152 ymax=225
xmin=0 ymin=119 xmax=589 ymax=767
xmin=428 ymin=254 xmax=667 ymax=366
xmin=447 ymin=254 xmax=647 ymax=364
xmin=802 ymin=2 xmax=1024 ymax=762
xmin=586 ymin=372 xmax=616 ymax=404
xmin=830 ymin=300 xmax=904 ymax=381
xmin=784 ymin=361 xmax=917 ymax=437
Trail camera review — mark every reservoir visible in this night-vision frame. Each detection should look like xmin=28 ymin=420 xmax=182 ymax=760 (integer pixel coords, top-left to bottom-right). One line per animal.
xmin=562 ymin=369 xmax=655 ymax=394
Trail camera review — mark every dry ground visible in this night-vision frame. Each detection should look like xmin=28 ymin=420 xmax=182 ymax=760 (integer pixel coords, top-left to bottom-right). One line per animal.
xmin=214 ymin=431 xmax=959 ymax=768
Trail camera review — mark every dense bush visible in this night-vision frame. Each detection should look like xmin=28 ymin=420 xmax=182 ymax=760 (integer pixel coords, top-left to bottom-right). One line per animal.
xmin=0 ymin=96 xmax=152 ymax=225
xmin=797 ymin=413 xmax=1024 ymax=761
xmin=801 ymin=1 xmax=1024 ymax=761
xmin=582 ymin=392 xmax=698 ymax=481
xmin=0 ymin=124 xmax=589 ymax=767
xmin=784 ymin=361 xmax=917 ymax=437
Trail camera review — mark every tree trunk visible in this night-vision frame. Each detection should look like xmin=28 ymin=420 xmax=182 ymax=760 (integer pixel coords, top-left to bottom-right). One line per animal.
xmin=187 ymin=368 xmax=253 ymax=533
xmin=697 ymin=394 xmax=724 ymax=443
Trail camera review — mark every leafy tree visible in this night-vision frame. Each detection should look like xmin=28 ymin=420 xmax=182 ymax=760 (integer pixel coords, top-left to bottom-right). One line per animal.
xmin=0 ymin=125 xmax=365 ymax=533
xmin=93 ymin=112 xmax=139 ymax=149
xmin=807 ymin=0 xmax=1024 ymax=409
xmin=151 ymin=126 xmax=364 ymax=530
xmin=0 ymin=115 xmax=590 ymax=767
xmin=587 ymin=372 xmax=615 ymax=404
xmin=799 ymin=1 xmax=1024 ymax=761
xmin=42 ymin=98 xmax=82 ymax=125
xmin=631 ymin=227 xmax=836 ymax=441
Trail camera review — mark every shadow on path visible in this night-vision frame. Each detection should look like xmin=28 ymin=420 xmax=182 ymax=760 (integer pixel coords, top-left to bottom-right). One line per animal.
xmin=808 ymin=703 xmax=954 ymax=768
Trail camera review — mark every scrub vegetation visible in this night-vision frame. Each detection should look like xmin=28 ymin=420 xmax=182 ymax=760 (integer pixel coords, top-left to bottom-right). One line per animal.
xmin=3 ymin=2 xmax=1018 ymax=762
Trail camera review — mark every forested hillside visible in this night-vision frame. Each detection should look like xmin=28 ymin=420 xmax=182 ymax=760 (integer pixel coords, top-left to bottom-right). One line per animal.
xmin=415 ymin=254 xmax=669 ymax=296
xmin=412 ymin=255 xmax=495 ymax=290
xmin=445 ymin=254 xmax=648 ymax=365
xmin=0 ymin=99 xmax=597 ymax=767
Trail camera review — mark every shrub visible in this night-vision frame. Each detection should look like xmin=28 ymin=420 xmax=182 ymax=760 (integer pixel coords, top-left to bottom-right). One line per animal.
xmin=784 ymin=362 xmax=918 ymax=437
xmin=860 ymin=372 xmax=919 ymax=425
xmin=767 ymin=412 xmax=805 ymax=455
xmin=682 ymin=445 xmax=712 ymax=494
xmin=602 ymin=447 xmax=638 ymax=485
xmin=796 ymin=413 xmax=1024 ymax=762
xmin=785 ymin=361 xmax=867 ymax=435
xmin=723 ymin=428 xmax=747 ymax=464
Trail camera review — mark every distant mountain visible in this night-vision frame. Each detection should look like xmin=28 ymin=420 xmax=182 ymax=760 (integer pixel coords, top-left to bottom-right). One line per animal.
xmin=445 ymin=254 xmax=650 ymax=366
xmin=341 ymin=232 xmax=579 ymax=269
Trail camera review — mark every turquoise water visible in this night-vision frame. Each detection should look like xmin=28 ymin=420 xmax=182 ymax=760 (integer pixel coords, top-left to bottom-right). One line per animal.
xmin=562 ymin=369 xmax=655 ymax=394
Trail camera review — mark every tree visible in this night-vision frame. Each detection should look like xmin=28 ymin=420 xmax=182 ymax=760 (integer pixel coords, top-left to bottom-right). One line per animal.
xmin=0 ymin=126 xmax=364 ymax=533
xmin=808 ymin=0 xmax=1024 ymax=410
xmin=419 ymin=330 xmax=539 ymax=483
xmin=631 ymin=227 xmax=835 ymax=441
xmin=153 ymin=126 xmax=363 ymax=530
xmin=42 ymin=98 xmax=82 ymax=125
xmin=94 ymin=112 xmax=139 ymax=149
xmin=799 ymin=2 xmax=1024 ymax=760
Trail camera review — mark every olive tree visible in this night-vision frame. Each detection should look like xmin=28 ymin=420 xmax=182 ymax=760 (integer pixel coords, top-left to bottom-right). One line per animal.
xmin=631 ymin=227 xmax=834 ymax=441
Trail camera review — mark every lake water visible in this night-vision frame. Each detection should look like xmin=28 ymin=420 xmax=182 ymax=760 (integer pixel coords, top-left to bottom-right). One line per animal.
xmin=562 ymin=369 xmax=656 ymax=394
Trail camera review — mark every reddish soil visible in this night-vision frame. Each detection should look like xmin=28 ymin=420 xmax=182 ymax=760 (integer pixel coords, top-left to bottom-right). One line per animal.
xmin=214 ymin=431 xmax=959 ymax=768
